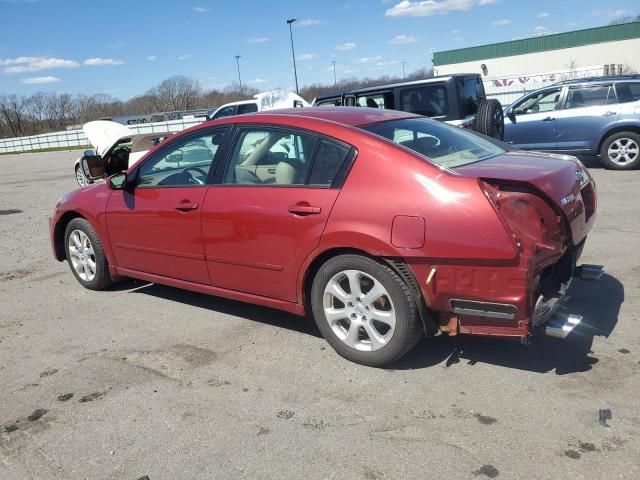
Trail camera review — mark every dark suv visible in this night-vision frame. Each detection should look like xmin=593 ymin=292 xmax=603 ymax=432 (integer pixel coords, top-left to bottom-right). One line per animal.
xmin=312 ymin=74 xmax=504 ymax=139
xmin=504 ymin=75 xmax=640 ymax=170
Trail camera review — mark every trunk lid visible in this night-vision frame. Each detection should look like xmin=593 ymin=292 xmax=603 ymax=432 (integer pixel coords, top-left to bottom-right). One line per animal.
xmin=456 ymin=151 xmax=595 ymax=244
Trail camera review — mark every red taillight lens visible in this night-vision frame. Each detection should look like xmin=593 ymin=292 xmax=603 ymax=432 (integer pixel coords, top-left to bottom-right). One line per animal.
xmin=480 ymin=180 xmax=565 ymax=254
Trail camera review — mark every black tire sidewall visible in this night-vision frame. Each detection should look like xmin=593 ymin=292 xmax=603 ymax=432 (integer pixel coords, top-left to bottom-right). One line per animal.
xmin=601 ymin=132 xmax=640 ymax=170
xmin=310 ymin=254 xmax=420 ymax=367
xmin=476 ymin=98 xmax=503 ymax=140
xmin=64 ymin=218 xmax=111 ymax=290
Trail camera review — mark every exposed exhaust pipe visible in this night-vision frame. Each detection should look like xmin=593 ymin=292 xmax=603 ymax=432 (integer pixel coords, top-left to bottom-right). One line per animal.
xmin=545 ymin=312 xmax=583 ymax=339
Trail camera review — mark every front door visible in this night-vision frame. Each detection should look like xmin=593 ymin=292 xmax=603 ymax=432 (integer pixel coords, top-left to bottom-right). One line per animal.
xmin=106 ymin=127 xmax=228 ymax=284
xmin=201 ymin=126 xmax=352 ymax=301
xmin=504 ymin=87 xmax=562 ymax=150
xmin=555 ymin=84 xmax=619 ymax=152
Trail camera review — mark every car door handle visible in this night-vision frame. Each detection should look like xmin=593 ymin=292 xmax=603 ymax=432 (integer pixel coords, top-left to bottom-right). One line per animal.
xmin=603 ymin=111 xmax=617 ymax=117
xmin=542 ymin=117 xmax=555 ymax=122
xmin=288 ymin=204 xmax=321 ymax=215
xmin=175 ymin=202 xmax=199 ymax=212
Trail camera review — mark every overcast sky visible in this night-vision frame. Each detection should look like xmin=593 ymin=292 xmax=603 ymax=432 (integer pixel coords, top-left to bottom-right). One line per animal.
xmin=0 ymin=0 xmax=638 ymax=99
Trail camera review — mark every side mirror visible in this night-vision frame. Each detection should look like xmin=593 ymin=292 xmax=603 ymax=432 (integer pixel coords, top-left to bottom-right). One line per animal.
xmin=107 ymin=172 xmax=129 ymax=190
xmin=83 ymin=149 xmax=96 ymax=157
xmin=506 ymin=107 xmax=516 ymax=123
xmin=81 ymin=154 xmax=105 ymax=180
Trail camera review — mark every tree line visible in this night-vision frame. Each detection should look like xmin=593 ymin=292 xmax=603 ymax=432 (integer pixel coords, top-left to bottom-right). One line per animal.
xmin=0 ymin=68 xmax=433 ymax=139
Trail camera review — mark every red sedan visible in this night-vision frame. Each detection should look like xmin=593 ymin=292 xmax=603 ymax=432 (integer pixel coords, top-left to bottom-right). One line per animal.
xmin=50 ymin=108 xmax=601 ymax=366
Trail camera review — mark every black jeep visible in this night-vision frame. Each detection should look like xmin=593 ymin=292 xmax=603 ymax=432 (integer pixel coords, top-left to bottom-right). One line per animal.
xmin=312 ymin=73 xmax=504 ymax=139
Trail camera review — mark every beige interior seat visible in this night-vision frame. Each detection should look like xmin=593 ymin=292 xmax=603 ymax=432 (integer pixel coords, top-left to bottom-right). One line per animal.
xmin=275 ymin=161 xmax=297 ymax=184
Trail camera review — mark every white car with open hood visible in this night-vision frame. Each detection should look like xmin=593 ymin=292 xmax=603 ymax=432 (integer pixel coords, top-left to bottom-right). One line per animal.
xmin=74 ymin=121 xmax=172 ymax=186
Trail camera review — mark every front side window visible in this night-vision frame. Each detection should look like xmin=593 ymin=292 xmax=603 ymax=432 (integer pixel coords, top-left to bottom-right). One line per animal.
xmin=361 ymin=117 xmax=505 ymax=168
xmin=565 ymin=85 xmax=615 ymax=109
xmin=513 ymin=88 xmax=561 ymax=115
xmin=136 ymin=128 xmax=226 ymax=187
xmin=399 ymin=85 xmax=449 ymax=117
xmin=224 ymin=128 xmax=318 ymax=185
xmin=212 ymin=106 xmax=235 ymax=119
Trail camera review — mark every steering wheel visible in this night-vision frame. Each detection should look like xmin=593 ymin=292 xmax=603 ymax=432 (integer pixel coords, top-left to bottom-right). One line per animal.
xmin=182 ymin=167 xmax=207 ymax=185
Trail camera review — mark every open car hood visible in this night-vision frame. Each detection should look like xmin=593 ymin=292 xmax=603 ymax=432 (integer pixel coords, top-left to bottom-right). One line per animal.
xmin=82 ymin=121 xmax=132 ymax=156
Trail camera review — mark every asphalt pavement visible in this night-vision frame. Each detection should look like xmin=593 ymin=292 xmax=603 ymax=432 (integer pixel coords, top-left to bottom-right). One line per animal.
xmin=0 ymin=150 xmax=638 ymax=479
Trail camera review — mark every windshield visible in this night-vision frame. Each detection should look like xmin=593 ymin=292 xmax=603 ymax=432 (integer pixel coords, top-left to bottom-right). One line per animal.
xmin=360 ymin=117 xmax=505 ymax=168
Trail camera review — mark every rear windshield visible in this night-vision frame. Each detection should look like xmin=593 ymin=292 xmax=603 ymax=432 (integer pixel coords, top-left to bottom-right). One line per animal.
xmin=360 ymin=118 xmax=505 ymax=168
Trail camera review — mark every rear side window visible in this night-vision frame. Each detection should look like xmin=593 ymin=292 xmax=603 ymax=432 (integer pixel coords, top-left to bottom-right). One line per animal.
xmin=224 ymin=128 xmax=318 ymax=185
xmin=615 ymin=82 xmax=640 ymax=103
xmin=237 ymin=103 xmax=259 ymax=114
xmin=356 ymin=92 xmax=395 ymax=109
xmin=308 ymin=140 xmax=350 ymax=186
xmin=565 ymin=85 xmax=615 ymax=109
xmin=399 ymin=85 xmax=449 ymax=117
xmin=458 ymin=77 xmax=484 ymax=116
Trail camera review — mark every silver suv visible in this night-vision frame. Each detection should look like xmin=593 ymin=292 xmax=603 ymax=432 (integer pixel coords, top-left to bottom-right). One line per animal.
xmin=504 ymin=76 xmax=640 ymax=170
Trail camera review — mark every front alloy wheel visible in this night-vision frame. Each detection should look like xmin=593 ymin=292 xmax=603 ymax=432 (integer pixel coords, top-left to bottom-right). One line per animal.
xmin=64 ymin=218 xmax=112 ymax=290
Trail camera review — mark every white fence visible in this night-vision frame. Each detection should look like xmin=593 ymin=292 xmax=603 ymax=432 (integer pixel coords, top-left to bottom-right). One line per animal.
xmin=484 ymin=65 xmax=607 ymax=107
xmin=0 ymin=117 xmax=206 ymax=154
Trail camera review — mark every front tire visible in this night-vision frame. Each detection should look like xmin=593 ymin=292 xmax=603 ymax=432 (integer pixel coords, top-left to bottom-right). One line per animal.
xmin=601 ymin=132 xmax=640 ymax=170
xmin=64 ymin=218 xmax=112 ymax=290
xmin=310 ymin=254 xmax=422 ymax=367
xmin=75 ymin=165 xmax=90 ymax=187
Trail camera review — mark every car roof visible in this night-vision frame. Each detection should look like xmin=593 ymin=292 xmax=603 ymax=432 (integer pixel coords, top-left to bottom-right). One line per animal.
xmin=314 ymin=73 xmax=478 ymax=102
xmin=244 ymin=106 xmax=418 ymax=127
xmin=553 ymin=75 xmax=640 ymax=86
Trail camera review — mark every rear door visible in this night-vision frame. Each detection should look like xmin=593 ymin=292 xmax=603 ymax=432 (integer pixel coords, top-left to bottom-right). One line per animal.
xmin=105 ymin=127 xmax=228 ymax=284
xmin=504 ymin=87 xmax=562 ymax=150
xmin=555 ymin=83 xmax=619 ymax=152
xmin=201 ymin=126 xmax=353 ymax=301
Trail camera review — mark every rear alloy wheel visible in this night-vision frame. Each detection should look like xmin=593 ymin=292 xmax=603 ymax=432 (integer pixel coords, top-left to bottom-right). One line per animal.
xmin=601 ymin=132 xmax=640 ymax=170
xmin=311 ymin=255 xmax=422 ymax=367
xmin=64 ymin=218 xmax=112 ymax=290
xmin=476 ymin=98 xmax=504 ymax=140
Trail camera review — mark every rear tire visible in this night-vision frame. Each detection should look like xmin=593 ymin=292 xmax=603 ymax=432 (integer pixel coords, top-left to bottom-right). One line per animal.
xmin=476 ymin=98 xmax=504 ymax=140
xmin=310 ymin=254 xmax=423 ymax=367
xmin=64 ymin=218 xmax=112 ymax=291
xmin=600 ymin=132 xmax=640 ymax=170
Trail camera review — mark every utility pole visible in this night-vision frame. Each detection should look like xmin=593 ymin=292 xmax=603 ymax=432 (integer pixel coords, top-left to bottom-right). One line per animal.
xmin=332 ymin=61 xmax=337 ymax=87
xmin=286 ymin=18 xmax=299 ymax=94
xmin=402 ymin=61 xmax=406 ymax=79
xmin=234 ymin=55 xmax=243 ymax=99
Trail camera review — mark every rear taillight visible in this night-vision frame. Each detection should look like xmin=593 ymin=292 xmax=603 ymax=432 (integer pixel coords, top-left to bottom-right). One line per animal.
xmin=480 ymin=180 xmax=566 ymax=255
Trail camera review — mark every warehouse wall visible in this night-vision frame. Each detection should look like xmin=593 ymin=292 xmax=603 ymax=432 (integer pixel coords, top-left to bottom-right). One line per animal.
xmin=434 ymin=38 xmax=640 ymax=77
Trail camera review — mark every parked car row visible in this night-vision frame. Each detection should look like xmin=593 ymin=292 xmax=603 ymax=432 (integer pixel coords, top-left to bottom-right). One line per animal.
xmin=54 ymin=107 xmax=601 ymax=366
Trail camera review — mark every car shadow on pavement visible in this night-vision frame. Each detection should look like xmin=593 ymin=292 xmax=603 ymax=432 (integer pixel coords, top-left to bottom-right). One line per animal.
xmin=392 ymin=274 xmax=624 ymax=375
xmin=128 ymin=283 xmax=323 ymax=338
